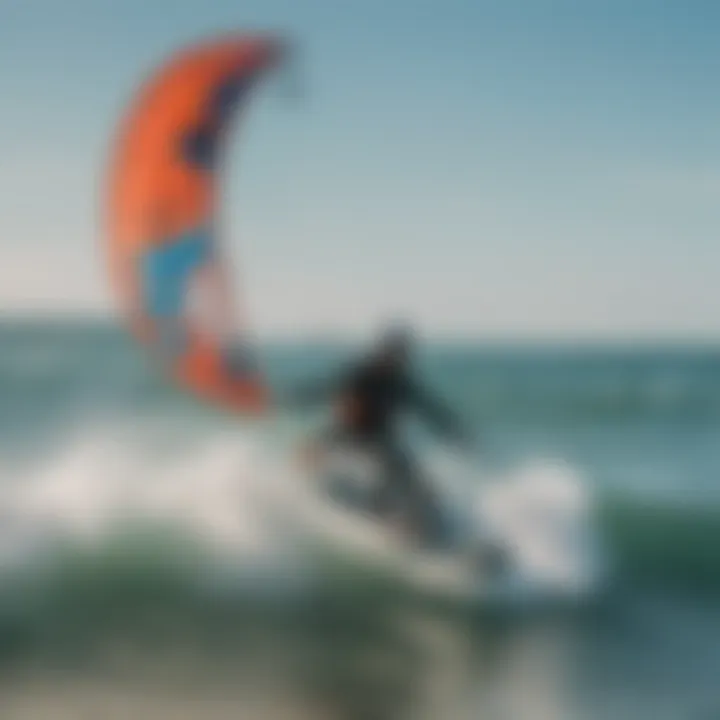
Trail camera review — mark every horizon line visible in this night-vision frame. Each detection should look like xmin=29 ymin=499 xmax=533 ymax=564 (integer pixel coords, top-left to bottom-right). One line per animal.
xmin=0 ymin=312 xmax=719 ymax=348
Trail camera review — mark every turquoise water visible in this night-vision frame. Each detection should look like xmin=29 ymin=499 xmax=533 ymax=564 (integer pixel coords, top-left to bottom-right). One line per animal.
xmin=0 ymin=319 xmax=719 ymax=718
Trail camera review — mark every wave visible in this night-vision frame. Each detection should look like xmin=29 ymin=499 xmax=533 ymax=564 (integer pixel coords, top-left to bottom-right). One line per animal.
xmin=0 ymin=424 xmax=715 ymax=603
xmin=0 ymin=323 xmax=717 ymax=663
xmin=601 ymin=495 xmax=720 ymax=597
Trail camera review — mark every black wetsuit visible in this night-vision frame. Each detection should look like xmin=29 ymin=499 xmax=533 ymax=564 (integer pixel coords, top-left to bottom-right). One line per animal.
xmin=292 ymin=357 xmax=466 ymax=541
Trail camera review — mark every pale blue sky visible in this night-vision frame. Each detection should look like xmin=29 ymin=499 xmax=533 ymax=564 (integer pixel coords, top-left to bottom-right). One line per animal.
xmin=1 ymin=0 xmax=719 ymax=339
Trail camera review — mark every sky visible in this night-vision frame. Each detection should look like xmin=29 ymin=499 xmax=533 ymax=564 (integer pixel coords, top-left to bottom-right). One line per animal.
xmin=1 ymin=0 xmax=719 ymax=340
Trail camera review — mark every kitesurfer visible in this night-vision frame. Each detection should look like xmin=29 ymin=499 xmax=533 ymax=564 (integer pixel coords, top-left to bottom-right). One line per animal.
xmin=290 ymin=323 xmax=472 ymax=546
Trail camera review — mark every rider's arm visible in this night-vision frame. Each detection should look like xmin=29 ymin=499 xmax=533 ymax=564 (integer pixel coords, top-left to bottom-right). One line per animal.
xmin=406 ymin=377 xmax=470 ymax=445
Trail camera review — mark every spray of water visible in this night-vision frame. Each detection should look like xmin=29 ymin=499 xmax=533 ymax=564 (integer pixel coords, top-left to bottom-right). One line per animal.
xmin=0 ymin=420 xmax=606 ymax=603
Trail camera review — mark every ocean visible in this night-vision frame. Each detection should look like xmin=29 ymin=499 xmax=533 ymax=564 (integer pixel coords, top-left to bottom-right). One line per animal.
xmin=0 ymin=318 xmax=719 ymax=720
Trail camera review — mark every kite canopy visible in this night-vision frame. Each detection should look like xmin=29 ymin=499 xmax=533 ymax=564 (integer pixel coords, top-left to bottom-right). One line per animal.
xmin=107 ymin=35 xmax=285 ymax=414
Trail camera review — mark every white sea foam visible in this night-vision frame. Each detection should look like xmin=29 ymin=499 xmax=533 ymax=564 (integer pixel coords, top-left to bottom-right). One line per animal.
xmin=0 ymin=419 xmax=606 ymax=602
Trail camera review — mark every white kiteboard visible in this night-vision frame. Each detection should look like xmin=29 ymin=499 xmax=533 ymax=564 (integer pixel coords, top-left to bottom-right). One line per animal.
xmin=287 ymin=445 xmax=606 ymax=604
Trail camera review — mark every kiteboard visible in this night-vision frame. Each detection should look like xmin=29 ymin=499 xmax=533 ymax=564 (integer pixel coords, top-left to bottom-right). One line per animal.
xmin=290 ymin=445 xmax=605 ymax=602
